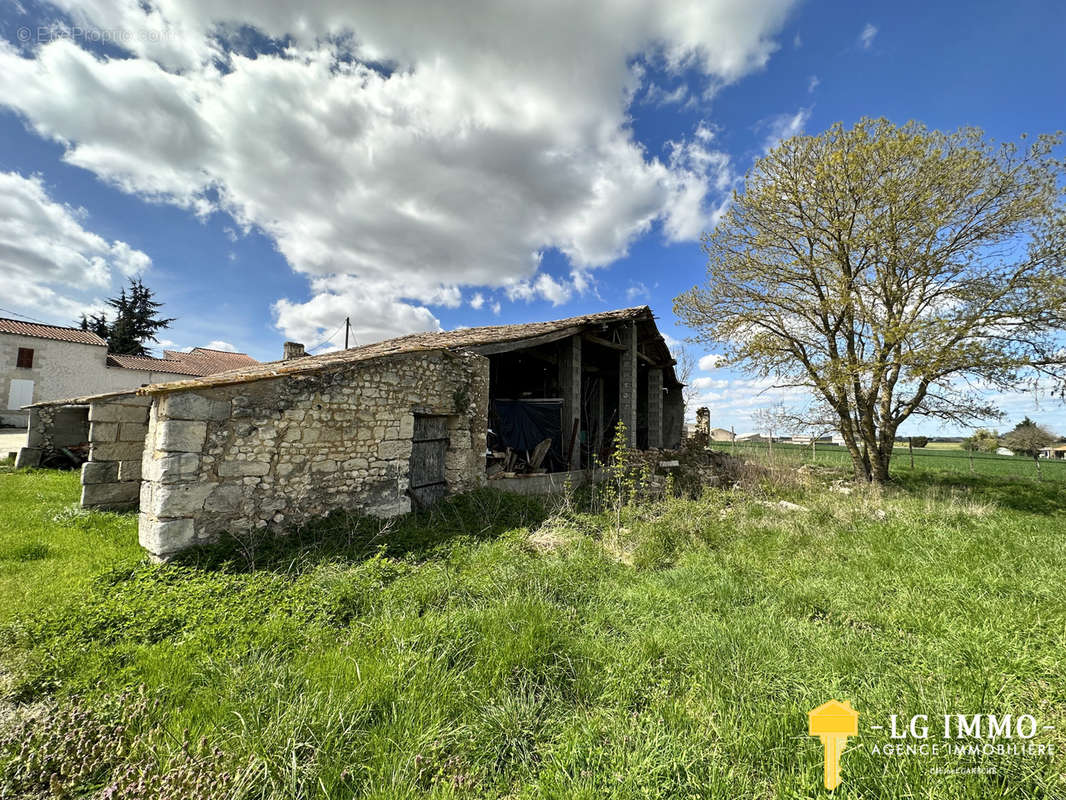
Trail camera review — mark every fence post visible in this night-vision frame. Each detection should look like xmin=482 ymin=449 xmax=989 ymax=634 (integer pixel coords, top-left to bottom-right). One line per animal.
xmin=909 ymin=437 xmax=915 ymax=470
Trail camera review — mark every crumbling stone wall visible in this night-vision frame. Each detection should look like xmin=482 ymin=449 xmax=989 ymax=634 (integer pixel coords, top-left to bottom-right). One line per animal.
xmin=138 ymin=350 xmax=489 ymax=560
xmin=16 ymin=404 xmax=89 ymax=467
xmin=82 ymin=394 xmax=152 ymax=510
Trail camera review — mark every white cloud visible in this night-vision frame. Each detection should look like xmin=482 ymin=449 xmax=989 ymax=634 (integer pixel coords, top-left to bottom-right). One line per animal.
xmin=625 ymin=282 xmax=650 ymax=301
xmin=506 ymin=273 xmax=574 ymax=306
xmin=0 ymin=0 xmax=797 ymax=343
xmin=469 ymin=292 xmax=485 ymax=310
xmin=687 ymin=374 xmax=812 ymax=425
xmin=859 ymin=23 xmax=877 ymax=50
xmin=807 ymin=75 xmax=820 ymax=93
xmin=692 ymin=376 xmax=728 ymax=390
xmin=204 ymin=340 xmax=237 ymax=352
xmin=661 ymin=128 xmax=736 ymax=241
xmin=761 ymin=106 xmax=812 ymax=152
xmin=272 ymin=275 xmax=443 ymax=349
xmin=698 ymin=353 xmax=726 ymax=370
xmin=0 ymin=170 xmax=152 ymax=322
xmin=643 ymin=82 xmax=690 ymax=106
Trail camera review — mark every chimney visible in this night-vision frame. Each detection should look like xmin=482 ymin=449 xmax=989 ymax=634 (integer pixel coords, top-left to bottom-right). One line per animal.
xmin=283 ymin=341 xmax=306 ymax=360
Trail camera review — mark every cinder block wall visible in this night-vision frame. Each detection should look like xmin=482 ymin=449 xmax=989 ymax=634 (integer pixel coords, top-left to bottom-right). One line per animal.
xmin=663 ymin=388 xmax=684 ymax=449
xmin=138 ymin=350 xmax=489 ymax=560
xmin=81 ymin=394 xmax=153 ymax=510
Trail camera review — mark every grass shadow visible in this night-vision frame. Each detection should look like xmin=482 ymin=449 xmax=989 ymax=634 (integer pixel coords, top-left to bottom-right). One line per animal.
xmin=171 ymin=488 xmax=553 ymax=574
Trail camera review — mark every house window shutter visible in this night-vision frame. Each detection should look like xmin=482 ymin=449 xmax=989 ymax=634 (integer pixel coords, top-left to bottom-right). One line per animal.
xmin=16 ymin=348 xmax=34 ymax=369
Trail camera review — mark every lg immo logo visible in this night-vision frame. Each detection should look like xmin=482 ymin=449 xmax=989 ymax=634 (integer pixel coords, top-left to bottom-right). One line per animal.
xmin=806 ymin=700 xmax=1057 ymax=791
xmin=808 ymin=700 xmax=858 ymax=790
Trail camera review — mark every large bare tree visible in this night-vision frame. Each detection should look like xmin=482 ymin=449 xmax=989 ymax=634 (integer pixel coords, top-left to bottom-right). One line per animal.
xmin=676 ymin=118 xmax=1066 ymax=482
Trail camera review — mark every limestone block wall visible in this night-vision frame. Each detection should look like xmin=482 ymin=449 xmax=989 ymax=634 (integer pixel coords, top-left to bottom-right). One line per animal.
xmin=81 ymin=394 xmax=152 ymax=510
xmin=138 ymin=350 xmax=489 ymax=560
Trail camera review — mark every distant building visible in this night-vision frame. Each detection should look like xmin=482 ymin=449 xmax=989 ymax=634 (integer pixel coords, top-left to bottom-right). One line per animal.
xmin=710 ymin=427 xmax=734 ymax=442
xmin=735 ymin=432 xmax=767 ymax=443
xmin=788 ymin=433 xmax=836 ymax=446
xmin=1038 ymin=444 xmax=1066 ymax=460
xmin=0 ymin=317 xmax=256 ymax=427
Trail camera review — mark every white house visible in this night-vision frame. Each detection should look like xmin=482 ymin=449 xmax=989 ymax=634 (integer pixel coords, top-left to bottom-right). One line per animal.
xmin=0 ymin=318 xmax=257 ymax=427
xmin=1038 ymin=444 xmax=1066 ymax=460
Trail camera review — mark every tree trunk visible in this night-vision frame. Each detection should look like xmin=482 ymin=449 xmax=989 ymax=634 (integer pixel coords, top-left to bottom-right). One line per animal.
xmin=841 ymin=436 xmax=871 ymax=481
xmin=871 ymin=450 xmax=891 ymax=483
xmin=846 ymin=445 xmax=872 ymax=482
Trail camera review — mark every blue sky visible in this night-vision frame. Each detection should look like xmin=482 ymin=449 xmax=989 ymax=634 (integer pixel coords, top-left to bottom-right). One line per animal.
xmin=1 ymin=0 xmax=1063 ymax=435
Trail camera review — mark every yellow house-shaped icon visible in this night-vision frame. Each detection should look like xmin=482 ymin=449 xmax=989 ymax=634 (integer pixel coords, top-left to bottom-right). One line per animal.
xmin=809 ymin=699 xmax=858 ymax=736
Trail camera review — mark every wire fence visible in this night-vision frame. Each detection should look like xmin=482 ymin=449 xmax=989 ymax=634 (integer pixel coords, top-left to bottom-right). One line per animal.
xmin=711 ymin=440 xmax=1066 ymax=482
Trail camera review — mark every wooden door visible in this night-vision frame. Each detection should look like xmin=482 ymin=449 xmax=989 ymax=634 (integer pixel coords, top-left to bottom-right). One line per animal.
xmin=409 ymin=414 xmax=449 ymax=508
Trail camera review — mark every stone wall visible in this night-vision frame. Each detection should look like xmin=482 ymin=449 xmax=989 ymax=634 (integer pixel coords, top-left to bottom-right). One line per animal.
xmin=25 ymin=403 xmax=87 ymax=454
xmin=81 ymin=394 xmax=152 ymax=510
xmin=138 ymin=350 xmax=489 ymax=560
xmin=20 ymin=404 xmax=89 ymax=464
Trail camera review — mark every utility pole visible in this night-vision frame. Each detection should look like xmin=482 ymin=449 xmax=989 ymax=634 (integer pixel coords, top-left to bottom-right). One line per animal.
xmin=344 ymin=316 xmax=350 ymax=349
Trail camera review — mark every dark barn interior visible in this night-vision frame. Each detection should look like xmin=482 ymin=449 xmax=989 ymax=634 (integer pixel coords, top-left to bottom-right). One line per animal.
xmin=471 ymin=307 xmax=684 ymax=473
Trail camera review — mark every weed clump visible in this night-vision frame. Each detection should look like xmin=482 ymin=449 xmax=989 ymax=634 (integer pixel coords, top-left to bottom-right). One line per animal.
xmin=0 ymin=687 xmax=236 ymax=799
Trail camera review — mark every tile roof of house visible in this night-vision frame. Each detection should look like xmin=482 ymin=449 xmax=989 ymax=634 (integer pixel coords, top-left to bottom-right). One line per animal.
xmin=108 ymin=347 xmax=258 ymax=376
xmin=0 ymin=317 xmax=107 ymax=346
xmin=141 ymin=306 xmax=677 ymax=396
xmin=164 ymin=347 xmax=260 ymax=373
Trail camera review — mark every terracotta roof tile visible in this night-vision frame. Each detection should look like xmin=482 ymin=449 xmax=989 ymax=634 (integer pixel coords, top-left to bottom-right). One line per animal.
xmin=172 ymin=347 xmax=259 ymax=373
xmin=107 ymin=354 xmax=213 ymax=375
xmin=0 ymin=317 xmax=106 ymax=346
xmin=108 ymin=347 xmax=258 ymax=377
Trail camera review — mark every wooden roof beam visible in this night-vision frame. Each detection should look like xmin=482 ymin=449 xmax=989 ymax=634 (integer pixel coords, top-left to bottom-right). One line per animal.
xmin=583 ymin=332 xmax=626 ymax=351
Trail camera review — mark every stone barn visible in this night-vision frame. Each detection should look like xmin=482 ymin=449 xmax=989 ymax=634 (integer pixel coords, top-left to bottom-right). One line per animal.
xmin=137 ymin=347 xmax=489 ymax=559
xmin=22 ymin=306 xmax=682 ymax=559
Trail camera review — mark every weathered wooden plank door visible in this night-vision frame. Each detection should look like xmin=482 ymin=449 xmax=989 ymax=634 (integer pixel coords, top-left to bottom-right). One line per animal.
xmin=409 ymin=414 xmax=449 ymax=508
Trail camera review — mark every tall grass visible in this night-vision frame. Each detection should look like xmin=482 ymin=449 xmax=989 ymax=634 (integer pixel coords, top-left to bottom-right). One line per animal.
xmin=1 ymin=468 xmax=1064 ymax=798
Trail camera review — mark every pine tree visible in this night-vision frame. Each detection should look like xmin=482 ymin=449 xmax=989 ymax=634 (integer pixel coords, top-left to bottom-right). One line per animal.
xmin=76 ymin=278 xmax=176 ymax=356
xmin=78 ymin=312 xmax=109 ymax=340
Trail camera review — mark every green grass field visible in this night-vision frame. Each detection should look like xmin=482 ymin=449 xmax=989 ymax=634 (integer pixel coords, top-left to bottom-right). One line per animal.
xmin=717 ymin=440 xmax=1066 ymax=482
xmin=1 ymin=465 xmax=1065 ymax=799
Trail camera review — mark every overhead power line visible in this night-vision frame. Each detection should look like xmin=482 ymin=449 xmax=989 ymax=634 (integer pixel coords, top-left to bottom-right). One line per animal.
xmin=0 ymin=306 xmax=51 ymax=324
